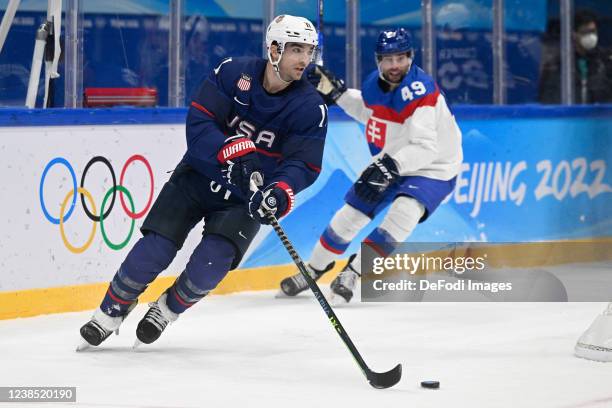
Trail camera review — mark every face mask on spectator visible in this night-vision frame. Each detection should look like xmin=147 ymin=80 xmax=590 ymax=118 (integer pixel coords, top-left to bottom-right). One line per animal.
xmin=579 ymin=33 xmax=598 ymax=50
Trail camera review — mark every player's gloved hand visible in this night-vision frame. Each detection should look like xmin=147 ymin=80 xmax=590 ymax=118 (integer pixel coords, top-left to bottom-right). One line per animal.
xmin=218 ymin=135 xmax=262 ymax=195
xmin=354 ymin=154 xmax=400 ymax=203
xmin=306 ymin=64 xmax=347 ymax=106
xmin=248 ymin=182 xmax=295 ymax=225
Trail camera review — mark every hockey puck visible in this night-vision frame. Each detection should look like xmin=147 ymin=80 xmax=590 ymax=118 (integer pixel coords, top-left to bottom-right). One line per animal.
xmin=420 ymin=380 xmax=440 ymax=389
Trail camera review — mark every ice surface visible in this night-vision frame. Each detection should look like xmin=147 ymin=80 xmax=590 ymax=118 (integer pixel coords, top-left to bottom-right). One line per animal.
xmin=0 ymin=292 xmax=611 ymax=408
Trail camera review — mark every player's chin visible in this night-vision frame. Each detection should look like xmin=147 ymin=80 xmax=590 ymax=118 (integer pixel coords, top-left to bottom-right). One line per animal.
xmin=386 ymin=75 xmax=404 ymax=84
xmin=386 ymin=72 xmax=401 ymax=81
xmin=293 ymin=68 xmax=305 ymax=80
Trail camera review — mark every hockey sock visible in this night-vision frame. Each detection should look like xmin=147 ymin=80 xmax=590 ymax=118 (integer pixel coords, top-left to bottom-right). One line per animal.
xmin=356 ymin=197 xmax=425 ymax=275
xmin=310 ymin=204 xmax=370 ymax=271
xmin=166 ymin=234 xmax=236 ymax=314
xmin=100 ymin=232 xmax=177 ymax=317
xmin=359 ymin=227 xmax=399 ymax=274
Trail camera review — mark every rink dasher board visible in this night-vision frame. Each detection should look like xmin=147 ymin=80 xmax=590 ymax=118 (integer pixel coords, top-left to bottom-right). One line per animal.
xmin=0 ymin=106 xmax=610 ymax=318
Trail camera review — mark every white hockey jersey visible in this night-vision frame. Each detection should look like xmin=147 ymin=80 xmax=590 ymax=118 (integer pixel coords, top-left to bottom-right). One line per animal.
xmin=336 ymin=65 xmax=462 ymax=181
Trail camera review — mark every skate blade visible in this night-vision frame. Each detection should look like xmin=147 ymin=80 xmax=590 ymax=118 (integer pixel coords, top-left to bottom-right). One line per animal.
xmin=133 ymin=339 xmax=144 ymax=349
xmin=274 ymin=289 xmax=295 ymax=299
xmin=76 ymin=340 xmax=92 ymax=352
xmin=575 ymin=344 xmax=612 ymax=362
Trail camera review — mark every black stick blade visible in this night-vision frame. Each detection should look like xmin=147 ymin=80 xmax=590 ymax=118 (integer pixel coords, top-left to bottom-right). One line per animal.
xmin=367 ymin=363 xmax=402 ymax=389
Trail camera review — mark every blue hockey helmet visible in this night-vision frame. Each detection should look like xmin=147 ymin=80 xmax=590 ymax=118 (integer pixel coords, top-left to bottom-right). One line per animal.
xmin=375 ymin=28 xmax=413 ymax=57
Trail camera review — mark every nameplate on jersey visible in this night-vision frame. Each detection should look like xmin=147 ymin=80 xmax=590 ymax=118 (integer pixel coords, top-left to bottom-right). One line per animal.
xmin=237 ymin=74 xmax=252 ymax=92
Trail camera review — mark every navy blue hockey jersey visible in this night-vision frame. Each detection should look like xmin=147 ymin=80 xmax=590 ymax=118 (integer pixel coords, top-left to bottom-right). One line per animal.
xmin=183 ymin=57 xmax=328 ymax=200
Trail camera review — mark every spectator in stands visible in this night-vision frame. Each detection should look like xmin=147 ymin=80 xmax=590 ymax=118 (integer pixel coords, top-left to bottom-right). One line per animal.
xmin=539 ymin=9 xmax=612 ymax=104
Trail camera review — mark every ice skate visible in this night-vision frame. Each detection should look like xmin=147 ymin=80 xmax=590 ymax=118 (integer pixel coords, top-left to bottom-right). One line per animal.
xmin=134 ymin=291 xmax=179 ymax=347
xmin=77 ymin=303 xmax=136 ymax=351
xmin=330 ymin=254 xmax=360 ymax=304
xmin=575 ymin=303 xmax=612 ymax=362
xmin=278 ymin=261 xmax=335 ymax=297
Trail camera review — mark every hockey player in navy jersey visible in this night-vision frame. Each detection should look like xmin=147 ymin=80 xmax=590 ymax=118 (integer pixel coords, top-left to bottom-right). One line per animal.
xmin=78 ymin=14 xmax=328 ymax=348
xmin=279 ymin=28 xmax=463 ymax=304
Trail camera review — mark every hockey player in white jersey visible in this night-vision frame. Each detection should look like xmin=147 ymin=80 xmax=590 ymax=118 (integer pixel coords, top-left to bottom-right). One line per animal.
xmin=279 ymin=28 xmax=463 ymax=303
xmin=575 ymin=302 xmax=612 ymax=362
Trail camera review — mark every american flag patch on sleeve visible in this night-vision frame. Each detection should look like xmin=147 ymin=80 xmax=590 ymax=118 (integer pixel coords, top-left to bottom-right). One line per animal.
xmin=237 ymin=74 xmax=251 ymax=91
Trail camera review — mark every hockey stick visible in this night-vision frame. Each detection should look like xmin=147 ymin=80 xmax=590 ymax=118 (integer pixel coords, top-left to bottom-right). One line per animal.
xmin=251 ymin=181 xmax=402 ymax=389
xmin=315 ymin=0 xmax=324 ymax=65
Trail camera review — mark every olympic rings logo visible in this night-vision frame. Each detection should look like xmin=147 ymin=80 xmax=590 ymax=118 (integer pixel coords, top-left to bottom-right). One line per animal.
xmin=39 ymin=155 xmax=154 ymax=253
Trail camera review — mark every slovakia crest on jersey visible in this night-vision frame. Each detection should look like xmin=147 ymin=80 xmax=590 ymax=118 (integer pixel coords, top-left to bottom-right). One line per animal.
xmin=365 ymin=118 xmax=387 ymax=155
xmin=237 ymin=74 xmax=251 ymax=91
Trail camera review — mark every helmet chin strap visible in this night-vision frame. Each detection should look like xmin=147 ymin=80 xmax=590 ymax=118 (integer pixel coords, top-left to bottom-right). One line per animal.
xmin=268 ymin=46 xmax=293 ymax=85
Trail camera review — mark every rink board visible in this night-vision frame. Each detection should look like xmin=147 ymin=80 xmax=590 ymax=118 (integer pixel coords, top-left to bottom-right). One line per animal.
xmin=0 ymin=106 xmax=610 ymax=318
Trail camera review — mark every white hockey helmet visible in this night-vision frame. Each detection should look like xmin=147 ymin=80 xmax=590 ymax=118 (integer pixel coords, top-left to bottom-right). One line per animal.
xmin=265 ymin=15 xmax=318 ymax=81
xmin=266 ymin=14 xmax=318 ymax=52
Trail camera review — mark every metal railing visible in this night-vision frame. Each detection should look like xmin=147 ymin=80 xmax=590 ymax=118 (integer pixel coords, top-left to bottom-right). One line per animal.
xmin=2 ymin=0 xmax=578 ymax=107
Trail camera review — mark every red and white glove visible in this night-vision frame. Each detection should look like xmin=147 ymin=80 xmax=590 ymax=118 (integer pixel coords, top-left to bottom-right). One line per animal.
xmin=218 ymin=135 xmax=262 ymax=195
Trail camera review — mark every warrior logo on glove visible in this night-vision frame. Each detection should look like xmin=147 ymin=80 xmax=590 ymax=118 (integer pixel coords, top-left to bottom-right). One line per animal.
xmin=218 ymin=135 xmax=262 ymax=196
xmin=265 ymin=195 xmax=278 ymax=208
